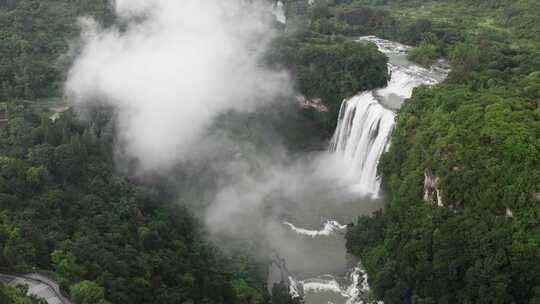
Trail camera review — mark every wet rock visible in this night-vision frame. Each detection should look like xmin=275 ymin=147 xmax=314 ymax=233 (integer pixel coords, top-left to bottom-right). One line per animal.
xmin=423 ymin=170 xmax=443 ymax=207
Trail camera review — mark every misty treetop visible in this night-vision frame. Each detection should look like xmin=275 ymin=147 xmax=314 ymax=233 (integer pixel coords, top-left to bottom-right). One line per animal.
xmin=0 ymin=102 xmax=270 ymax=304
xmin=0 ymin=2 xmax=313 ymax=303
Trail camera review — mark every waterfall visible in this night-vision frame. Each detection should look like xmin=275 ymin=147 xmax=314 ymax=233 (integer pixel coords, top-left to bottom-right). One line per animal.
xmin=329 ymin=93 xmax=395 ymax=197
xmin=269 ymin=37 xmax=448 ymax=303
xmin=328 ymin=36 xmax=448 ymax=198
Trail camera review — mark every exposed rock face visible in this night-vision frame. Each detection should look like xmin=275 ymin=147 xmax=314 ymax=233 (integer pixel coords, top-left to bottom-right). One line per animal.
xmin=423 ymin=170 xmax=443 ymax=207
xmin=267 ymin=253 xmax=303 ymax=301
xmin=533 ymin=192 xmax=540 ymax=202
xmin=296 ymin=95 xmax=329 ymax=112
xmin=505 ymin=208 xmax=514 ymax=219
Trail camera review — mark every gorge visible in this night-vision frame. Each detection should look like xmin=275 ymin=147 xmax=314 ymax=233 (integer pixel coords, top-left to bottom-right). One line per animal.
xmin=266 ymin=36 xmax=448 ymax=304
xmin=1 ymin=1 xmax=539 ymax=303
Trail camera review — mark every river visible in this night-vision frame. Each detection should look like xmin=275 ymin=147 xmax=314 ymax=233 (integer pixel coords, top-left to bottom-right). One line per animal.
xmin=266 ymin=36 xmax=448 ymax=304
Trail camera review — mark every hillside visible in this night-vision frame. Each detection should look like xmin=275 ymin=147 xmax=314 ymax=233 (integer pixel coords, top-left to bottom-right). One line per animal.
xmin=0 ymin=0 xmax=539 ymax=304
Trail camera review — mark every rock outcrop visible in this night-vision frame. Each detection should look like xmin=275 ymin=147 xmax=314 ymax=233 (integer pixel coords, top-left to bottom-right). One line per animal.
xmin=505 ymin=208 xmax=514 ymax=219
xmin=267 ymin=252 xmax=303 ymax=302
xmin=423 ymin=170 xmax=443 ymax=207
xmin=296 ymin=95 xmax=329 ymax=112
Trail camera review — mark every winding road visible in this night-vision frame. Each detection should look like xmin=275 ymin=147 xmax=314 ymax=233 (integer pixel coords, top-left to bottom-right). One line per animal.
xmin=0 ymin=273 xmax=72 ymax=304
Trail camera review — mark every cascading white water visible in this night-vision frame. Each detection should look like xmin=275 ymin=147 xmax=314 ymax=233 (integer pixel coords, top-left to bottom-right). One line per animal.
xmin=328 ymin=36 xmax=449 ymax=198
xmin=329 ymin=93 xmax=395 ymax=197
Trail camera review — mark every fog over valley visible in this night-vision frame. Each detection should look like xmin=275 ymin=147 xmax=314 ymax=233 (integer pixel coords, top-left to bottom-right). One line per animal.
xmin=0 ymin=0 xmax=538 ymax=304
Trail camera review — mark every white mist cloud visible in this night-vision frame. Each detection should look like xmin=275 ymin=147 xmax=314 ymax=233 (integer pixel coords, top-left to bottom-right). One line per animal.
xmin=66 ymin=0 xmax=291 ymax=171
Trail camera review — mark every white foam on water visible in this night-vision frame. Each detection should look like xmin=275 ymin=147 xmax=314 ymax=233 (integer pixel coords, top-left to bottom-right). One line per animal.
xmin=289 ymin=276 xmax=302 ymax=299
xmin=358 ymin=36 xmax=411 ymax=55
xmin=290 ymin=266 xmax=378 ymax=304
xmin=283 ymin=220 xmax=347 ymax=237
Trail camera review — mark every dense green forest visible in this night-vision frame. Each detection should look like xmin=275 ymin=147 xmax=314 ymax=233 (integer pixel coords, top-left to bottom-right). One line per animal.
xmin=0 ymin=0 xmax=113 ymax=100
xmin=0 ymin=1 xmax=276 ymax=304
xmin=1 ymin=0 xmax=540 ymax=303
xmin=0 ymin=103 xmax=271 ymax=303
xmin=322 ymin=0 xmax=540 ymax=303
xmin=270 ymin=33 xmax=389 ymax=129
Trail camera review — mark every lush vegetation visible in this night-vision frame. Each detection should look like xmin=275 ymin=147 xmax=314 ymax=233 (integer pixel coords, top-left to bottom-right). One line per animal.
xmin=0 ymin=0 xmax=113 ymax=101
xmin=2 ymin=0 xmax=540 ymax=304
xmin=0 ymin=103 xmax=271 ymax=304
xmin=0 ymin=2 xmax=276 ymax=304
xmin=271 ymin=22 xmax=389 ymax=131
xmin=330 ymin=0 xmax=540 ymax=303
